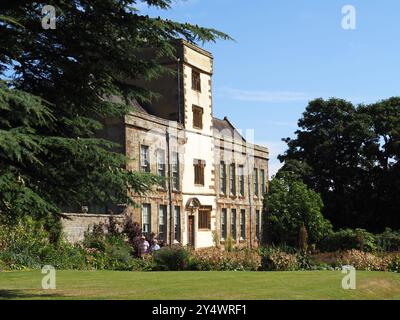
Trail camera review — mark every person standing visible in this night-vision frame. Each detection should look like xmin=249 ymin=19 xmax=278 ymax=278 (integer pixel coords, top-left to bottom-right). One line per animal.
xmin=138 ymin=235 xmax=150 ymax=258
xmin=150 ymin=239 xmax=161 ymax=253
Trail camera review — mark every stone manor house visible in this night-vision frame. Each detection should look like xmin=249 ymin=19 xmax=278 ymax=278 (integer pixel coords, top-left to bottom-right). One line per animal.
xmin=62 ymin=40 xmax=269 ymax=249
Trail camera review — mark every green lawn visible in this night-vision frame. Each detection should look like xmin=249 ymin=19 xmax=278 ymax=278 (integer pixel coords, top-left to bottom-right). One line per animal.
xmin=0 ymin=270 xmax=399 ymax=300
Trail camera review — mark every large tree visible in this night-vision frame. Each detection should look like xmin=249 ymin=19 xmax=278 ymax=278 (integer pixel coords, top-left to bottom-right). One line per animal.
xmin=264 ymin=172 xmax=332 ymax=247
xmin=279 ymin=97 xmax=400 ymax=231
xmin=0 ymin=1 xmax=230 ymax=223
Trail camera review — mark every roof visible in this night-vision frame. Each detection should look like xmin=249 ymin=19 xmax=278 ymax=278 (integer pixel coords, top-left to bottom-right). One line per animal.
xmin=131 ymin=98 xmax=149 ymax=114
xmin=212 ymin=116 xmax=245 ymax=142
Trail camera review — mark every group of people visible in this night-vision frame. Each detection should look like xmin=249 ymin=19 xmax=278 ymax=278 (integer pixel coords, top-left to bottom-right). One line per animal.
xmin=138 ymin=235 xmax=161 ymax=257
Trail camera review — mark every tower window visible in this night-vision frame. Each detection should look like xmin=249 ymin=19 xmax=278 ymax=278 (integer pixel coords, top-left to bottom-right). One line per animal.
xmin=194 ymin=159 xmax=205 ymax=186
xmin=192 ymin=105 xmax=203 ymax=129
xmin=192 ymin=69 xmax=201 ymax=92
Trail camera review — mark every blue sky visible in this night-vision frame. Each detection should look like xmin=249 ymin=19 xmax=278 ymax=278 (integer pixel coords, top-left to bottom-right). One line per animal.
xmin=144 ymin=0 xmax=400 ymax=176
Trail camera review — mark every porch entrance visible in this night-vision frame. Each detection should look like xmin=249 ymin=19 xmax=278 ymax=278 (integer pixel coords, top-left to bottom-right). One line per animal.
xmin=187 ymin=215 xmax=195 ymax=247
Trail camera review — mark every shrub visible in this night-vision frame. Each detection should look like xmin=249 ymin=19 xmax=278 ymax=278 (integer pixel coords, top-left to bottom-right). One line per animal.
xmin=122 ymin=220 xmax=142 ymax=256
xmin=131 ymin=254 xmax=155 ymax=271
xmin=0 ymin=217 xmax=65 ymax=270
xmin=319 ymin=229 xmax=377 ymax=252
xmin=38 ymin=242 xmax=87 ymax=269
xmin=224 ymin=235 xmax=234 ymax=252
xmin=260 ymin=247 xmax=299 ymax=271
xmin=265 ymin=172 xmax=333 ymax=247
xmin=389 ymin=255 xmax=400 ymax=273
xmin=212 ymin=231 xmax=221 ymax=249
xmin=338 ymin=250 xmax=391 ymax=271
xmin=103 ymin=235 xmax=136 ymax=271
xmin=82 ymin=223 xmax=107 ymax=252
xmin=153 ymin=245 xmax=191 ymax=271
xmin=376 ymin=229 xmax=400 ymax=252
xmin=0 ymin=216 xmax=143 ymax=271
xmin=190 ymin=248 xmax=261 ymax=271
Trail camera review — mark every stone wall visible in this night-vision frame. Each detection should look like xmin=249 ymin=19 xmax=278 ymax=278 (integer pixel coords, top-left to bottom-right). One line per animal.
xmin=61 ymin=213 xmax=126 ymax=243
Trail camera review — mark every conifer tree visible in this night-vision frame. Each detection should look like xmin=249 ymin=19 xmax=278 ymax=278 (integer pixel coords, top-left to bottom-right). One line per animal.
xmin=0 ymin=1 xmax=231 ymax=223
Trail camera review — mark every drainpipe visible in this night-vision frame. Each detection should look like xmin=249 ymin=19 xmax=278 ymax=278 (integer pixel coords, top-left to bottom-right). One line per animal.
xmin=247 ymin=151 xmax=253 ymax=249
xmin=177 ymin=57 xmax=182 ymax=124
xmin=166 ymin=128 xmax=173 ymax=247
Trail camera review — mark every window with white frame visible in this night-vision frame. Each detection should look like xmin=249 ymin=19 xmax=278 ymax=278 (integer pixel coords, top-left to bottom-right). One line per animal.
xmin=142 ymin=204 xmax=151 ymax=234
xmin=158 ymin=205 xmax=167 ymax=241
xmin=172 ymin=152 xmax=180 ymax=191
xmin=156 ymin=149 xmax=166 ymax=188
xmin=231 ymin=209 xmax=237 ymax=240
xmin=240 ymin=209 xmax=246 ymax=240
xmin=220 ymin=161 xmax=226 ymax=194
xmin=221 ymin=208 xmax=227 ymax=240
xmin=230 ymin=163 xmax=236 ymax=195
xmin=238 ymin=165 xmax=244 ymax=196
xmin=254 ymin=168 xmax=259 ymax=197
xmin=140 ymin=145 xmax=150 ymax=172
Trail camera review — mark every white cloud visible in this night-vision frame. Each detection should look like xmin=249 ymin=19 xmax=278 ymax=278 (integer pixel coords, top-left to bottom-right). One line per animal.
xmin=263 ymin=120 xmax=297 ymax=127
xmin=217 ymin=87 xmax=311 ymax=103
xmin=172 ymin=0 xmax=200 ymax=7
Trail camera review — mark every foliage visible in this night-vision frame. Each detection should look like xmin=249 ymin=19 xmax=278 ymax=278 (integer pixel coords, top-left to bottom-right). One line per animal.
xmin=83 ymin=223 xmax=108 ymax=252
xmin=376 ymin=228 xmax=400 ymax=252
xmin=338 ymin=250 xmax=392 ymax=271
xmin=81 ymin=219 xmax=138 ymax=270
xmin=224 ymin=234 xmax=234 ymax=252
xmin=319 ymin=228 xmax=377 ymax=253
xmin=259 ymin=247 xmax=299 ymax=271
xmin=0 ymin=216 xmax=138 ymax=271
xmin=389 ymin=255 xmax=400 ymax=273
xmin=212 ymin=230 xmax=221 ymax=249
xmin=0 ymin=1 xmax=230 ymax=222
xmin=0 ymin=216 xmax=87 ymax=270
xmin=265 ymin=172 xmax=332 ymax=247
xmin=279 ymin=97 xmax=400 ymax=231
xmin=152 ymin=245 xmax=191 ymax=271
xmin=122 ymin=219 xmax=142 ymax=256
xmin=190 ymin=248 xmax=261 ymax=271
xmin=298 ymin=223 xmax=308 ymax=252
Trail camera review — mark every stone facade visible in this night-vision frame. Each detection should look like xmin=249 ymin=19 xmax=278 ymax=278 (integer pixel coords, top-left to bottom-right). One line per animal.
xmin=61 ymin=213 xmax=125 ymax=243
xmin=120 ymin=40 xmax=269 ymax=249
xmin=63 ymin=40 xmax=269 ymax=249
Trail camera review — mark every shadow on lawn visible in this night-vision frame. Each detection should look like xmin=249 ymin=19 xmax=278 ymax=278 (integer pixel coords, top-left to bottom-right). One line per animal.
xmin=0 ymin=289 xmax=65 ymax=300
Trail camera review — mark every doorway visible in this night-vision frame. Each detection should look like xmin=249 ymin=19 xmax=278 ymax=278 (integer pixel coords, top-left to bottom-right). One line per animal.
xmin=188 ymin=215 xmax=195 ymax=247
